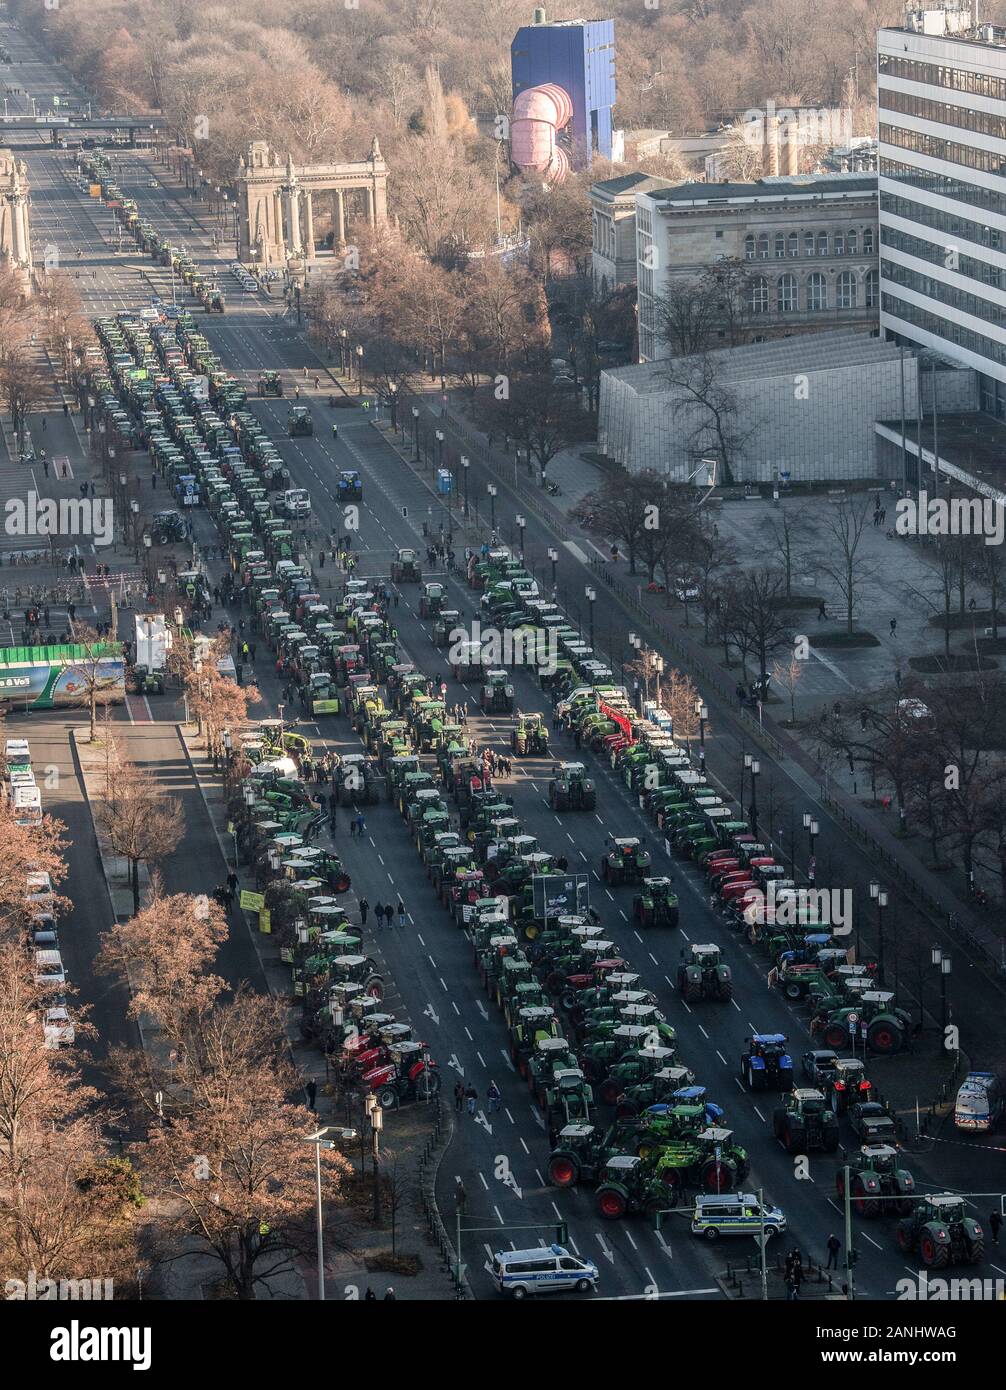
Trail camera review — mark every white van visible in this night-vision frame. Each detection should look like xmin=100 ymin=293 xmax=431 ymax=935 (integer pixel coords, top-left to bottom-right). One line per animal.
xmin=491 ymin=1244 xmax=598 ymax=1299
xmin=34 ymin=950 xmax=66 ymax=989
xmin=43 ymin=1006 xmax=75 ymax=1048
xmin=11 ymin=783 xmax=42 ymax=827
xmin=4 ymin=737 xmax=31 ymax=772
xmin=954 ymin=1072 xmax=1003 ymax=1132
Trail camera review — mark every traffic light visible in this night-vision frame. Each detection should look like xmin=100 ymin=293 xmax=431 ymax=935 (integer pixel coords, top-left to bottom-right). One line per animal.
xmin=554 ymin=1221 xmax=568 ymax=1246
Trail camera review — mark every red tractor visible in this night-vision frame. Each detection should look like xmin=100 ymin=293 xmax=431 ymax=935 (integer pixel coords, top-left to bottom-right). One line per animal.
xmin=365 ymin=1041 xmax=441 ymax=1109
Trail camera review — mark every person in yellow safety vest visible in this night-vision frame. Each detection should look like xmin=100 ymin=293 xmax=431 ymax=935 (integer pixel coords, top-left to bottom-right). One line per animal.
xmin=347 ymin=554 xmax=357 ymax=570
xmin=339 ymin=550 xmax=347 ymax=569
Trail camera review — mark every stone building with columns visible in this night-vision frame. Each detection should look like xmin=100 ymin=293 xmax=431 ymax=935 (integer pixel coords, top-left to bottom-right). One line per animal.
xmin=236 ymin=138 xmax=389 ymax=268
xmin=0 ymin=150 xmax=33 ymax=294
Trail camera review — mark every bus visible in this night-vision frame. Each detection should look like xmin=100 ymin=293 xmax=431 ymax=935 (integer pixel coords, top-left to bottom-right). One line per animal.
xmin=0 ymin=644 xmax=125 ymax=711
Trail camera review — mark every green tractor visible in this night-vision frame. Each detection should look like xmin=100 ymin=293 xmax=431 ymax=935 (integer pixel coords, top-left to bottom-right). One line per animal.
xmin=595 ymin=1155 xmax=666 ymax=1220
xmin=419 ymin=581 xmax=446 ymax=618
xmin=677 ymin=944 xmax=732 ymax=1002
xmin=511 ymin=711 xmax=549 ymax=757
xmin=597 ymin=1043 xmax=679 ymax=1107
xmin=601 ymin=837 xmax=651 ymax=886
xmin=543 ymin=1068 xmax=594 ymax=1128
xmin=287 ymin=405 xmax=313 ymax=437
xmin=772 ymin=1088 xmax=840 ymax=1153
xmin=896 ymin=1194 xmax=984 ymax=1268
xmin=527 ymin=1037 xmax=578 ymax=1099
xmin=546 ymin=1121 xmax=640 ymax=1188
xmin=480 ymin=669 xmax=514 ymax=714
xmin=548 ymin=762 xmax=596 ymax=812
xmin=614 ymin=1065 xmax=697 ymax=1119
xmin=836 ymin=1144 xmax=915 ymax=1218
xmin=632 ymin=877 xmax=679 ymax=928
xmin=813 ymin=990 xmax=911 ymax=1055
xmin=649 ymin=1127 xmax=751 ymax=1201
xmin=390 ymin=547 xmax=422 ymax=584
xmin=127 ymin=663 xmax=165 ymax=696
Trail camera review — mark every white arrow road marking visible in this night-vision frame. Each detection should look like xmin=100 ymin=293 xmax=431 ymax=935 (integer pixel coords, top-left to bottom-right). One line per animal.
xmin=595 ymin=1233 xmax=615 ymax=1264
xmin=475 ymin=1109 xmax=493 ymax=1135
xmin=476 ymin=1001 xmax=488 ymax=1020
xmin=424 ymin=1004 xmax=440 ymax=1025
xmin=502 ymin=1171 xmax=523 ymax=1200
xmin=501 ymin=1049 xmax=516 ymax=1073
xmin=655 ymin=1231 xmax=674 ymax=1259
xmin=448 ymin=1054 xmax=465 ymax=1076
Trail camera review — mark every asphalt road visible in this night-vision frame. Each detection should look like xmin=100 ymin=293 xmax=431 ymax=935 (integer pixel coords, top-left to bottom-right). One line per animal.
xmin=8 ymin=14 xmax=1006 ymax=1303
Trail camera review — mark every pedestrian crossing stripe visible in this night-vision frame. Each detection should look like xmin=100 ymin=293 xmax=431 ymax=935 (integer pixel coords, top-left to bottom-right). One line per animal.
xmin=54 ymin=456 xmax=72 ymax=479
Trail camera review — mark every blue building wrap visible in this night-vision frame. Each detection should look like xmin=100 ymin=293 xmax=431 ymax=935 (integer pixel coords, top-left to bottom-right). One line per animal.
xmin=511 ymin=17 xmax=616 ymax=168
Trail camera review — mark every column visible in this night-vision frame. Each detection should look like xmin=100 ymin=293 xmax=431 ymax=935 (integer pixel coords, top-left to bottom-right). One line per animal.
xmin=304 ymin=191 xmax=314 ymax=255
xmin=287 ymin=188 xmax=302 ymax=255
xmin=335 ymin=188 xmax=345 ymax=245
xmin=11 ymin=198 xmax=25 ymax=261
xmin=366 ymin=185 xmax=375 ymax=228
xmin=273 ymin=192 xmax=284 ymax=260
xmin=373 ymin=175 xmax=388 ymax=225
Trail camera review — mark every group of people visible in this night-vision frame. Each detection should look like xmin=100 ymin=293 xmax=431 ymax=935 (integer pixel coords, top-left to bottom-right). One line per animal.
xmin=368 ymin=898 xmax=406 ymax=929
xmin=453 ymin=1080 xmax=501 ymax=1115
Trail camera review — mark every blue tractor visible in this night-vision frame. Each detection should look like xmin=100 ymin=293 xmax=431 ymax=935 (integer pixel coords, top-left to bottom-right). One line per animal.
xmin=740 ymin=1034 xmax=793 ymax=1092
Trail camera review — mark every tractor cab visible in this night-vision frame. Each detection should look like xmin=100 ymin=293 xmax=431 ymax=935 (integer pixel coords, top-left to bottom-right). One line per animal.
xmin=481 ymin=669 xmax=515 ymax=714
xmin=419 ymin=581 xmax=445 ymax=618
xmin=287 ymin=405 xmax=313 ymax=437
xmin=391 ymin=548 xmax=422 ymax=584
xmin=337 ymin=470 xmax=363 ymax=501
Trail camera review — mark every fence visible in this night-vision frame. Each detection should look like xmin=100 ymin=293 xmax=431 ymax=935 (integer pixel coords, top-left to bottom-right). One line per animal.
xmin=416 ymin=1099 xmax=470 ymax=1300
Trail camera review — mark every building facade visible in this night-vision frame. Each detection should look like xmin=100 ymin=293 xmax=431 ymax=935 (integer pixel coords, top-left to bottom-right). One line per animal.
xmin=878 ymin=5 xmax=1006 ymax=419
xmin=589 ymin=173 xmax=674 ymax=295
xmin=511 ymin=10 xmax=616 ymax=169
xmin=635 ymin=175 xmax=880 ymax=361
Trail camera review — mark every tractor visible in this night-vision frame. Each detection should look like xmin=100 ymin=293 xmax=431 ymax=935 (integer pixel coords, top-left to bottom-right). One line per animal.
xmin=896 ymin=1194 xmax=984 ymax=1268
xmin=740 ymin=1035 xmax=793 ymax=1092
xmin=127 ymin=663 xmax=165 ymax=696
xmin=511 ymin=712 xmax=549 ymax=757
xmin=337 ymin=470 xmax=363 ymax=502
xmin=543 ymin=1069 xmax=594 ymax=1127
xmin=648 ymin=1127 xmax=751 ymax=1201
xmin=677 ymin=944 xmax=733 ymax=1002
xmin=772 ymin=1088 xmax=840 ymax=1152
xmin=631 ymin=1088 xmax=724 ymax=1152
xmin=601 ymin=838 xmax=651 ymax=886
xmin=836 ymin=1144 xmax=915 ymax=1217
xmin=595 ymin=1156 xmax=665 ymax=1220
xmin=258 ymin=370 xmax=283 ymax=396
xmin=548 ymin=762 xmax=596 ymax=811
xmin=546 ymin=1121 xmax=639 ymax=1188
xmin=287 ymin=405 xmax=313 ymax=437
xmin=614 ymin=1065 xmax=697 ymax=1119
xmin=365 ymin=1042 xmax=441 ymax=1109
xmin=390 ymin=548 xmax=422 ymax=584
xmin=481 ymin=670 xmax=514 ymax=714
xmin=821 ymin=1057 xmax=874 ymax=1115
xmin=813 ymin=990 xmax=911 ymax=1055
xmin=632 ymin=877 xmax=679 ymax=928
xmin=597 ymin=1043 xmax=678 ymax=1106
xmin=419 ymin=582 xmax=446 ymax=618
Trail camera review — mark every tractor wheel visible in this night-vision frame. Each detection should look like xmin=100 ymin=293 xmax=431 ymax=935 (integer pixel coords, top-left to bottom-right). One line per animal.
xmin=920 ymin=1232 xmax=948 ymax=1269
xmin=783 ymin=1124 xmax=805 ymax=1154
xmin=548 ymin=1155 xmax=578 ymax=1187
xmin=822 ymin=1023 xmax=850 ymax=1050
xmin=363 ymin=976 xmax=384 ymax=1000
xmin=684 ymin=982 xmax=701 ymax=1004
xmin=852 ymin=1176 xmax=880 ymax=1219
xmin=966 ymin=1236 xmax=985 ymax=1266
xmin=377 ymin=1086 xmax=398 ymax=1109
xmin=333 ymin=875 xmax=351 ymax=894
xmin=701 ymin=1157 xmax=734 ymax=1193
xmin=772 ymin=1110 xmax=788 ymax=1141
xmin=783 ymin=979 xmax=805 ymax=1001
xmin=716 ymin=980 xmax=733 ymax=1002
xmin=867 ymin=1018 xmax=904 ymax=1055
xmin=560 ymin=990 xmax=578 ymax=1012
xmin=596 ymin=1185 xmax=628 ymax=1220
xmin=615 ymin=1100 xmax=639 ymax=1119
xmin=582 ymin=788 xmax=597 ymax=810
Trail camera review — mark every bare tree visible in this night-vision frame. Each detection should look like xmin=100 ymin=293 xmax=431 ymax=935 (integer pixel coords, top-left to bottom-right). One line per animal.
xmin=95 ymin=751 xmax=184 ymax=914
xmin=816 ymin=497 xmax=872 ymax=634
xmin=662 ymin=352 xmax=758 ymax=488
xmin=64 ymin=625 xmax=123 ymax=741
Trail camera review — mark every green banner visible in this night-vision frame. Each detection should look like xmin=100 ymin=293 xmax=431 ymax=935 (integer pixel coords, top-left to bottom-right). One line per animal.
xmin=240 ymin=889 xmax=264 ymax=912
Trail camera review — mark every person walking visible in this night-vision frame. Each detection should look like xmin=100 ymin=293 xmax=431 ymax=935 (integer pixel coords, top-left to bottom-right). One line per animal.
xmin=349 ymin=816 xmax=357 ymax=838
xmin=364 ymin=1287 xmax=377 ymax=1301
xmin=487 ymin=1080 xmax=501 ymax=1113
xmin=890 ymin=617 xmax=897 ymax=636
xmin=825 ymin=1233 xmax=841 ymax=1269
xmin=465 ymin=1084 xmax=477 ymax=1116
xmin=817 ymin=600 xmax=827 ymax=620
xmin=383 ymin=1288 xmax=396 ymax=1301
xmin=454 ymin=1081 xmax=464 ymax=1113
xmin=305 ymin=1079 xmax=317 ymax=1112
xmin=397 ymin=898 xmax=406 ymax=928
xmin=359 ymin=897 xmax=369 ymax=926
xmin=990 ymin=1210 xmax=1003 ymax=1245
xmin=374 ymin=900 xmax=385 ymax=931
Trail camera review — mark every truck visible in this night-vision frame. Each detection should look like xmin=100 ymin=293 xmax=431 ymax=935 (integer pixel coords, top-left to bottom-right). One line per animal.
xmin=282 ymin=487 xmax=311 ymax=521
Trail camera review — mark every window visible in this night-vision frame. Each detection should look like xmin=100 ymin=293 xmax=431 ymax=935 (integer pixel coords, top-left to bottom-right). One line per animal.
xmin=788 ymin=232 xmax=799 ymax=258
xmin=715 ymin=229 xmax=724 ymax=239
xmin=837 ymin=270 xmax=857 ymax=309
xmin=866 ymin=268 xmax=879 ymax=308
xmin=775 ymin=233 xmax=786 ymax=259
xmin=817 ymin=232 xmax=829 ymax=256
xmin=748 ymin=276 xmax=769 ymax=313
xmin=777 ymin=273 xmax=797 ymax=312
xmin=805 ymin=232 xmax=815 ymax=257
xmin=744 ymin=234 xmax=755 ymax=261
xmin=757 ymin=234 xmax=769 ymax=260
xmin=847 ymin=230 xmax=857 ymax=255
xmin=834 ymin=232 xmax=845 ymax=255
xmin=864 ymin=227 xmax=874 ymax=254
xmin=807 ymin=272 xmax=827 ymax=311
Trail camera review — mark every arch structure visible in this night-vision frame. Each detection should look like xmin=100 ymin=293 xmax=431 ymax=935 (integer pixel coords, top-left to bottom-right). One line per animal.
xmin=236 ymin=137 xmax=388 ymax=268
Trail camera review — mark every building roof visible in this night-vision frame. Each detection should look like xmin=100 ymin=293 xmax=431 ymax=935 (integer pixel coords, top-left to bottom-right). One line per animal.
xmin=603 ymin=330 xmax=899 ymax=396
xmin=591 ymin=173 xmax=674 ymax=198
xmin=646 ymin=174 xmax=878 ymax=207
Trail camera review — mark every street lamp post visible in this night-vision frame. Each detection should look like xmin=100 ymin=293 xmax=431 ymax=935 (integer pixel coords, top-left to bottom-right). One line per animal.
xmin=487 ymin=483 xmax=497 ymax=532
xmin=412 ymin=406 xmax=420 ymax=460
xmin=654 ymin=656 xmax=665 ymax=705
xmin=388 ymin=381 xmax=398 ymax=432
xmin=870 ymin=881 xmax=888 ymax=983
xmin=696 ymin=699 xmax=708 ymax=767
xmin=749 ymin=758 xmax=760 ymax=837
xmin=303 ymin=1126 xmax=358 ymax=1302
xmin=585 ymin=585 xmax=596 ymax=648
xmin=355 ymin=344 xmax=364 ymax=397
xmin=931 ymin=946 xmax=952 ymax=1049
xmin=365 ymin=1096 xmax=383 ymax=1222
xmin=516 ymin=513 xmax=526 ymax=559
xmin=339 ymin=327 xmax=348 ymax=373
xmin=548 ymin=546 xmax=558 ymax=593
xmin=462 ymin=456 xmax=470 ymax=516
xmin=435 ymin=429 xmax=444 ymax=473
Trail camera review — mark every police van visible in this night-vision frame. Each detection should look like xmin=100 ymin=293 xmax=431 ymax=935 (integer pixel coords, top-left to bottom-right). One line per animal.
xmin=691 ymin=1193 xmax=787 ymax=1241
xmin=491 ymin=1244 xmax=599 ymax=1299
xmin=954 ymin=1071 xmax=1004 ymax=1132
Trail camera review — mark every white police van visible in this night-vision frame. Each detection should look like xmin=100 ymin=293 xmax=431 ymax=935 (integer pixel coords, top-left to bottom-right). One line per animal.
xmin=954 ymin=1071 xmax=1004 ymax=1132
xmin=691 ymin=1193 xmax=786 ymax=1241
xmin=492 ymin=1244 xmax=598 ymax=1298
